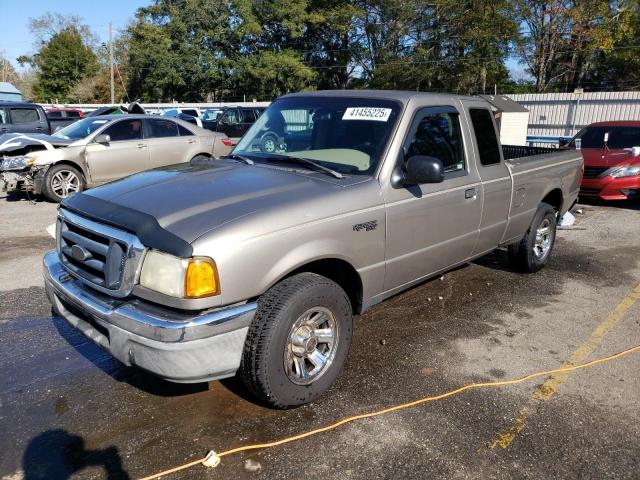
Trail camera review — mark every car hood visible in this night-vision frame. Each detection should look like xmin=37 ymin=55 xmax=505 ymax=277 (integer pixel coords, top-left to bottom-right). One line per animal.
xmin=580 ymin=148 xmax=640 ymax=167
xmin=0 ymin=133 xmax=72 ymax=154
xmin=81 ymin=160 xmax=365 ymax=244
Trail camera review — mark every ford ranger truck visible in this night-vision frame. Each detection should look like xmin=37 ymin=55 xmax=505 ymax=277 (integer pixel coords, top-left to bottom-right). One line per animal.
xmin=43 ymin=91 xmax=583 ymax=408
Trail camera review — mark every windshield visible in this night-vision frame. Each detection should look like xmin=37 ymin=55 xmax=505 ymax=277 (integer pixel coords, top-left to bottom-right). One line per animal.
xmin=233 ymin=96 xmax=402 ymax=175
xmin=571 ymin=126 xmax=640 ymax=149
xmin=53 ymin=118 xmax=112 ymax=140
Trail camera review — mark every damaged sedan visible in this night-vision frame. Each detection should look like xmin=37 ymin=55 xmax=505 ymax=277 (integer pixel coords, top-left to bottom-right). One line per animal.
xmin=0 ymin=115 xmax=230 ymax=202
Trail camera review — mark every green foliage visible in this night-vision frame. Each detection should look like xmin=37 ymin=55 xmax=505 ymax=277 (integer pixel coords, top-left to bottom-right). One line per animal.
xmin=17 ymin=2 xmax=640 ymax=101
xmin=29 ymin=27 xmax=97 ymax=102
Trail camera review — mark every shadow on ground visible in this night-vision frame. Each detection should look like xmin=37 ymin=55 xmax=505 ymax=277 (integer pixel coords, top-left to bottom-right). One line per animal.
xmin=23 ymin=429 xmax=129 ymax=480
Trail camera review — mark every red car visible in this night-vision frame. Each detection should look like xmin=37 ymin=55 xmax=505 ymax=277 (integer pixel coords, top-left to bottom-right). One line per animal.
xmin=569 ymin=121 xmax=640 ymax=201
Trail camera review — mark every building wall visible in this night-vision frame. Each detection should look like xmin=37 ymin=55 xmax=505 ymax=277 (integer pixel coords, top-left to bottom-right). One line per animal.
xmin=0 ymin=92 xmax=22 ymax=102
xmin=508 ymin=91 xmax=640 ymax=138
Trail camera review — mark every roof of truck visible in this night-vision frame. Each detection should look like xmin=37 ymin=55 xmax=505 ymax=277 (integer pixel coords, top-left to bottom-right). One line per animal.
xmin=281 ymin=89 xmax=478 ymax=102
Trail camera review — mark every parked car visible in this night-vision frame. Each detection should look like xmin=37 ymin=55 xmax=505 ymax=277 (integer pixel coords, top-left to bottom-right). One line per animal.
xmin=46 ymin=108 xmax=85 ymax=132
xmin=202 ymin=108 xmax=224 ymax=121
xmin=0 ymin=115 xmax=228 ymax=202
xmin=43 ymin=90 xmax=582 ymax=408
xmin=568 ymin=121 xmax=640 ymax=201
xmin=163 ymin=107 xmax=203 ymax=118
xmin=0 ymin=102 xmax=51 ymax=135
xmin=200 ymin=106 xmax=265 ymax=145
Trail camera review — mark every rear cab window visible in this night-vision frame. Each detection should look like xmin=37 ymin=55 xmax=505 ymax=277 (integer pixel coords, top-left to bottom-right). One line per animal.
xmin=469 ymin=108 xmax=502 ymax=166
xmin=241 ymin=109 xmax=257 ymax=123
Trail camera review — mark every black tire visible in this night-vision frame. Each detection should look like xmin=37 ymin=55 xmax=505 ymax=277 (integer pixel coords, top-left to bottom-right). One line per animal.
xmin=42 ymin=164 xmax=84 ymax=203
xmin=259 ymin=132 xmax=279 ymax=153
xmin=190 ymin=154 xmax=211 ymax=163
xmin=240 ymin=273 xmax=353 ymax=409
xmin=508 ymin=202 xmax=557 ymax=273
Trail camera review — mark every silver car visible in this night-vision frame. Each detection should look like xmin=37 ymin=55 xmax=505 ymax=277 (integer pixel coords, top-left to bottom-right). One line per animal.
xmin=0 ymin=114 xmax=231 ymax=202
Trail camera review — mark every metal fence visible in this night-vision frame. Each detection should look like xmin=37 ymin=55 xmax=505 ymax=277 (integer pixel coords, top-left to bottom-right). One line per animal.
xmin=37 ymin=101 xmax=272 ymax=114
xmin=508 ymin=91 xmax=640 ymax=139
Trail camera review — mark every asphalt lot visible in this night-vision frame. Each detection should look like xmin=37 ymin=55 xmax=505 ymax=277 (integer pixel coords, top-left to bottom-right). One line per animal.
xmin=1 ymin=192 xmax=639 ymax=480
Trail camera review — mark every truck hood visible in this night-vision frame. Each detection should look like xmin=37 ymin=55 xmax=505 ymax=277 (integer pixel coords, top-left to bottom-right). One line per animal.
xmin=580 ymin=148 xmax=640 ymax=167
xmin=82 ymin=160 xmax=362 ymax=244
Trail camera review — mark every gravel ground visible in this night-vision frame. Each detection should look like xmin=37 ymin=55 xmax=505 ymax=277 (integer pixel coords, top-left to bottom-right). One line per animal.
xmin=0 ymin=192 xmax=639 ymax=480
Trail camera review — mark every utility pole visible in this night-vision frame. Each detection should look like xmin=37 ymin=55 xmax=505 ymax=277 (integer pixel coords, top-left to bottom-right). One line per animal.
xmin=109 ymin=22 xmax=115 ymax=104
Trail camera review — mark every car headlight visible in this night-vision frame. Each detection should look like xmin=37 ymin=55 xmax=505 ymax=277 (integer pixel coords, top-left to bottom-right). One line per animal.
xmin=607 ymin=164 xmax=640 ymax=178
xmin=0 ymin=155 xmax=37 ymax=171
xmin=139 ymin=250 xmax=219 ymax=298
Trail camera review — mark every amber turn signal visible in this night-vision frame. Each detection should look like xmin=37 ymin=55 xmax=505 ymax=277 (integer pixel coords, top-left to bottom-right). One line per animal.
xmin=184 ymin=257 xmax=219 ymax=298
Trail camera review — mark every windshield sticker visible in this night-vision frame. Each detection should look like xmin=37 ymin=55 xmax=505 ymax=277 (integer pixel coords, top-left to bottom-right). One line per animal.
xmin=342 ymin=107 xmax=392 ymax=122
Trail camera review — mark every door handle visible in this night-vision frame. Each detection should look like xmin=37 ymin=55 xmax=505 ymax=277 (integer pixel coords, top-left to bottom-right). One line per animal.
xmin=187 ymin=139 xmax=196 ymax=144
xmin=35 ymin=126 xmax=43 ymax=130
xmin=464 ymin=188 xmax=477 ymax=199
xmin=136 ymin=144 xmax=147 ymax=149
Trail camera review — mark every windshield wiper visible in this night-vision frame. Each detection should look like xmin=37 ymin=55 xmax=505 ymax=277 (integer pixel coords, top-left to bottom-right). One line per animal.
xmin=265 ymin=155 xmax=343 ymax=179
xmin=225 ymin=154 xmax=254 ymax=165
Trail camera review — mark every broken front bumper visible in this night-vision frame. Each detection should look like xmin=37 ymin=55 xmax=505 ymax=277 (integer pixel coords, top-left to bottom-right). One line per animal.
xmin=0 ymin=167 xmax=46 ymax=194
xmin=43 ymin=250 xmax=257 ymax=383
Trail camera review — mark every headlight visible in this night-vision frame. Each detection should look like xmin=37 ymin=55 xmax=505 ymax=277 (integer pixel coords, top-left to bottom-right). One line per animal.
xmin=1 ymin=155 xmax=37 ymax=171
xmin=607 ymin=164 xmax=640 ymax=178
xmin=139 ymin=250 xmax=219 ymax=298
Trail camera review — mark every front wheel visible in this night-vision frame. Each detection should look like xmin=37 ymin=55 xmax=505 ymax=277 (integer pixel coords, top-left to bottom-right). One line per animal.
xmin=508 ymin=202 xmax=557 ymax=273
xmin=240 ymin=273 xmax=353 ymax=408
xmin=42 ymin=164 xmax=84 ymax=202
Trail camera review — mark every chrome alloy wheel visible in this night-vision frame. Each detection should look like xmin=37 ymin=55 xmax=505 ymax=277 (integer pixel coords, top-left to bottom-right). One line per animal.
xmin=51 ymin=170 xmax=80 ymax=198
xmin=533 ymin=218 xmax=553 ymax=259
xmin=284 ymin=306 xmax=339 ymax=385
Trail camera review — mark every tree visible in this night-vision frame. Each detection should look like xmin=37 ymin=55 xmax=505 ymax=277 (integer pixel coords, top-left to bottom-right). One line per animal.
xmin=24 ymin=27 xmax=97 ymax=102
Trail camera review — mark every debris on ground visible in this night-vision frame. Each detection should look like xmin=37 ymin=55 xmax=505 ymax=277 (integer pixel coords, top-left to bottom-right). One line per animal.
xmin=244 ymin=459 xmax=262 ymax=472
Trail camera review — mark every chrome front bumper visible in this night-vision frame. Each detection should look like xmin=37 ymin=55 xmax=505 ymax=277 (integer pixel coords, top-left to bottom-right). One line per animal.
xmin=43 ymin=250 xmax=257 ymax=383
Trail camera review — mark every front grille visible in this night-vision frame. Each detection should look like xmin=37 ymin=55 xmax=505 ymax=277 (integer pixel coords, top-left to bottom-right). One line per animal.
xmin=583 ymin=166 xmax=609 ymax=179
xmin=57 ymin=209 xmax=145 ymax=297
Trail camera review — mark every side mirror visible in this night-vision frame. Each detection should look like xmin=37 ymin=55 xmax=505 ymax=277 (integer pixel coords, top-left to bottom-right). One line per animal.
xmin=398 ymin=155 xmax=445 ymax=186
xmin=95 ymin=134 xmax=110 ymax=145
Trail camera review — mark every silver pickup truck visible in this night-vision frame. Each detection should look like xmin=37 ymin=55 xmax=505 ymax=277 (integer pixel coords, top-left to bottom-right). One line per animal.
xmin=43 ymin=91 xmax=583 ymax=408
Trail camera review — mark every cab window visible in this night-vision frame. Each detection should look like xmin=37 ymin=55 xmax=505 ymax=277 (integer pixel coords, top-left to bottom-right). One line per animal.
xmin=222 ymin=109 xmax=240 ymax=125
xmin=469 ymin=108 xmax=501 ymax=166
xmin=405 ymin=108 xmax=465 ymax=174
xmin=10 ymin=108 xmax=40 ymax=124
xmin=241 ymin=109 xmax=257 ymax=123
xmin=103 ymin=119 xmax=144 ymax=141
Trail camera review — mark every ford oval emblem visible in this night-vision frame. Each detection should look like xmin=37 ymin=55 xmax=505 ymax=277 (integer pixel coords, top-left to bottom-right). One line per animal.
xmin=71 ymin=244 xmax=92 ymax=262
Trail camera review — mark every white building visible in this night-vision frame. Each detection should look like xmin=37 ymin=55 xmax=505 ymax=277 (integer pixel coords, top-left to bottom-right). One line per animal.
xmin=479 ymin=94 xmax=530 ymax=146
xmin=0 ymin=82 xmax=22 ymax=102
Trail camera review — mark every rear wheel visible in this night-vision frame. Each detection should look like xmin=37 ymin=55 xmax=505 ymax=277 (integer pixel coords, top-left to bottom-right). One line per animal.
xmin=508 ymin=202 xmax=557 ymax=273
xmin=42 ymin=164 xmax=84 ymax=203
xmin=240 ymin=273 xmax=353 ymax=408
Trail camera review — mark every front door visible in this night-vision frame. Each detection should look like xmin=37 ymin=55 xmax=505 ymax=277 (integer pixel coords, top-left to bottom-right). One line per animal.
xmin=217 ymin=108 xmax=244 ymax=145
xmin=85 ymin=119 xmax=149 ymax=184
xmin=383 ymin=106 xmax=482 ymax=292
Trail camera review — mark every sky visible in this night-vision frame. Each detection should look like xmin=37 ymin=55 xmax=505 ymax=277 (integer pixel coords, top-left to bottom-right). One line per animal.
xmin=0 ymin=0 xmax=149 ymax=67
xmin=0 ymin=0 xmax=529 ymax=81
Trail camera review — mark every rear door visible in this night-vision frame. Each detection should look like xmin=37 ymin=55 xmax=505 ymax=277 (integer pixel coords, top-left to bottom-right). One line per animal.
xmin=7 ymin=106 xmax=47 ymax=134
xmin=463 ymin=102 xmax=513 ymax=255
xmin=383 ymin=105 xmax=482 ymax=291
xmin=145 ymin=118 xmax=196 ymax=168
xmin=240 ymin=108 xmax=257 ymax=137
xmin=85 ymin=118 xmax=149 ymax=184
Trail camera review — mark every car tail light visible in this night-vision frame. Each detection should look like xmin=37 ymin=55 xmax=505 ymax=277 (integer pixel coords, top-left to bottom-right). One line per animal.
xmin=221 ymin=139 xmax=233 ymax=147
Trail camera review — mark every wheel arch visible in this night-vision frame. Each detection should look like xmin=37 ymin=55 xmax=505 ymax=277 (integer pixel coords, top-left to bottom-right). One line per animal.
xmin=272 ymin=257 xmax=364 ymax=315
xmin=541 ymin=188 xmax=563 ymax=214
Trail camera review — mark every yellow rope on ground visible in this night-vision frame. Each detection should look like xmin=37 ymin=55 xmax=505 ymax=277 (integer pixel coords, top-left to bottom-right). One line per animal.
xmin=138 ymin=343 xmax=640 ymax=480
